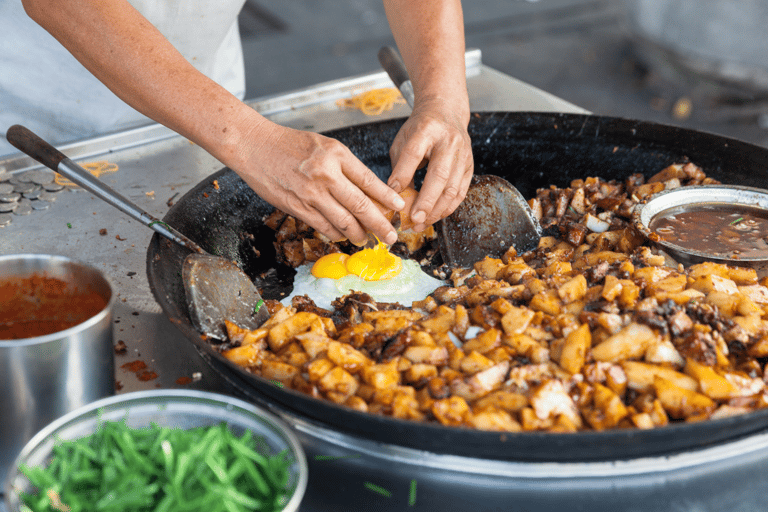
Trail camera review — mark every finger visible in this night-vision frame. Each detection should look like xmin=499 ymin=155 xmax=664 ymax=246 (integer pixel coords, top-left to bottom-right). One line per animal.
xmin=314 ymin=194 xmax=371 ymax=246
xmin=414 ymin=158 xmax=473 ymax=231
xmin=327 ymin=168 xmax=399 ymax=245
xmin=439 ymin=152 xmax=474 ymax=218
xmin=280 ymin=191 xmax=351 ymax=244
xmin=428 ymin=163 xmax=472 ymax=223
xmin=333 ymin=190 xmax=398 ymax=245
xmin=414 ymin=156 xmax=473 ymax=231
xmin=388 ymin=134 xmax=431 ymax=195
xmin=344 ymin=158 xmax=406 ymax=213
xmin=408 ymin=147 xmax=458 ymax=228
xmin=308 ymin=218 xmax=348 ymax=244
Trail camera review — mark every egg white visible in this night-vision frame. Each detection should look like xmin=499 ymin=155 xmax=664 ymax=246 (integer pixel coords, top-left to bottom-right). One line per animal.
xmin=281 ymin=259 xmax=444 ymax=311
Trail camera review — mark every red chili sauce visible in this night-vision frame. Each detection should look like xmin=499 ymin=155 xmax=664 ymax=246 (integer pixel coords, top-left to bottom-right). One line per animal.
xmin=650 ymin=204 xmax=768 ymax=260
xmin=0 ymin=274 xmax=107 ymax=340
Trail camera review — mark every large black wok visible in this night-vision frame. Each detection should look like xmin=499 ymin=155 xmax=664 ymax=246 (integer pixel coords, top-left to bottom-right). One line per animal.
xmin=147 ymin=112 xmax=768 ymax=462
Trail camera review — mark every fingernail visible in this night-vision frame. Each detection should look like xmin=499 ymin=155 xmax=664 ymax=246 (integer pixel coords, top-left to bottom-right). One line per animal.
xmin=384 ymin=231 xmax=398 ymax=245
xmin=412 ymin=210 xmax=426 ymax=224
xmin=389 ymin=179 xmax=402 ymax=193
xmin=393 ymin=196 xmax=406 ymax=210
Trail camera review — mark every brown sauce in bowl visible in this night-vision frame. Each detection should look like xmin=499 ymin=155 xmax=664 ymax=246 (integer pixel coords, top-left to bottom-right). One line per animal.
xmin=0 ymin=274 xmax=108 ymax=340
xmin=650 ymin=203 xmax=768 ymax=259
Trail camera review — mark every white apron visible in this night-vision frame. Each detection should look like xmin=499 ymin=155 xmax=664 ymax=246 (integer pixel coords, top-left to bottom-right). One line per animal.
xmin=0 ymin=0 xmax=246 ymax=157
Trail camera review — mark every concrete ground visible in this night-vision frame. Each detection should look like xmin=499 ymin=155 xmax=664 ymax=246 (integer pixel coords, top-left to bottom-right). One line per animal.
xmin=238 ymin=0 xmax=768 ymax=149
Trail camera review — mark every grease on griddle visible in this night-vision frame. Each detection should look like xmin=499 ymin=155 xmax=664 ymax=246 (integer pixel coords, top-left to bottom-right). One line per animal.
xmin=120 ymin=359 xmax=159 ymax=382
xmin=137 ymin=369 xmax=158 ymax=381
xmin=121 ymin=360 xmax=147 ymax=372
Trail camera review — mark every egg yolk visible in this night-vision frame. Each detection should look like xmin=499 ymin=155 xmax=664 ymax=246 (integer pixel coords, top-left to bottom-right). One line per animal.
xmin=346 ymin=242 xmax=403 ymax=281
xmin=310 ymin=242 xmax=403 ymax=281
xmin=311 ymin=252 xmax=350 ymax=279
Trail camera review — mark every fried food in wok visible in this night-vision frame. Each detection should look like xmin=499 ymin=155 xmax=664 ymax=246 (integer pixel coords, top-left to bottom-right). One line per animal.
xmin=221 ymin=162 xmax=768 ymax=433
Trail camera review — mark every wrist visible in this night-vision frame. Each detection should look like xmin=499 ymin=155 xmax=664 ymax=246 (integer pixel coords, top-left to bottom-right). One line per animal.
xmin=413 ymin=93 xmax=470 ymax=127
xmin=200 ymin=101 xmax=272 ymax=171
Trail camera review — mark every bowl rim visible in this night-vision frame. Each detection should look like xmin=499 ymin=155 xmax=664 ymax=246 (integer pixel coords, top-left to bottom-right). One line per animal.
xmin=3 ymin=389 xmax=308 ymax=512
xmin=0 ymin=253 xmax=116 ymax=347
xmin=632 ymin=184 xmax=768 ymax=264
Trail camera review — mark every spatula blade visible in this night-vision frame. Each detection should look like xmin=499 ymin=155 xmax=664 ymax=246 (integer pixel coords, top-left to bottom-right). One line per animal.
xmin=182 ymin=253 xmax=269 ymax=340
xmin=438 ymin=175 xmax=542 ymax=268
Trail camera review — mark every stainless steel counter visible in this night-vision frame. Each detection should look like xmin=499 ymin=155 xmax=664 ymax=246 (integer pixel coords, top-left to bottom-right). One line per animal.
xmin=13 ymin=52 xmax=768 ymax=511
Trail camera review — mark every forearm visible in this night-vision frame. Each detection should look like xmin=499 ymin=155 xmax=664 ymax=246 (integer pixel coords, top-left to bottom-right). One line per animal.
xmin=21 ymin=0 xmax=263 ymax=169
xmin=382 ymin=0 xmax=470 ymax=124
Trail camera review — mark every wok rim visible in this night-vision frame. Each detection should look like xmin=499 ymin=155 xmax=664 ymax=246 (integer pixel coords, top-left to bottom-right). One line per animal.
xmin=146 ymin=111 xmax=768 ymax=462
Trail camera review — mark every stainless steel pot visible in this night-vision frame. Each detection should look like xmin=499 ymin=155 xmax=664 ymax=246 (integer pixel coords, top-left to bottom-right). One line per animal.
xmin=0 ymin=254 xmax=115 ymax=486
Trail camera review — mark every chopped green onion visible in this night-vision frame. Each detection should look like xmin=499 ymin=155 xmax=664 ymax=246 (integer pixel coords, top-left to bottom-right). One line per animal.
xmin=254 ymin=299 xmax=265 ymax=314
xmin=730 ymin=217 xmax=744 ymax=225
xmin=66 ymin=223 xmax=72 ymax=229
xmin=18 ymin=419 xmax=295 ymax=511
xmin=364 ymin=481 xmax=392 ymax=498
xmin=148 ymin=220 xmax=170 ymax=230
xmin=409 ymin=479 xmax=417 ymax=506
xmin=313 ymin=454 xmax=361 ymax=461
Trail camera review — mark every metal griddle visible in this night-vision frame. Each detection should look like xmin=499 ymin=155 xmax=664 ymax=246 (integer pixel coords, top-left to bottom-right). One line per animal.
xmin=146 ymin=111 xmax=768 ymax=462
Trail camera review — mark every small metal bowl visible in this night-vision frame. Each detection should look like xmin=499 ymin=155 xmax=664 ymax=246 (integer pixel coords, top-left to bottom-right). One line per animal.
xmin=633 ymin=184 xmax=768 ymax=270
xmin=3 ymin=390 xmax=308 ymax=512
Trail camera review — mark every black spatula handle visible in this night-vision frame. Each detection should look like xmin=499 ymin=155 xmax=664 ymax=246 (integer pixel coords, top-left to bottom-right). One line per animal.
xmin=6 ymin=124 xmax=67 ymax=171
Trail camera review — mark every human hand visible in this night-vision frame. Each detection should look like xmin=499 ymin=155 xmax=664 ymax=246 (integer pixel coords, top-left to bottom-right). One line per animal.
xmin=387 ymin=100 xmax=474 ymax=232
xmin=232 ymin=121 xmax=405 ymax=246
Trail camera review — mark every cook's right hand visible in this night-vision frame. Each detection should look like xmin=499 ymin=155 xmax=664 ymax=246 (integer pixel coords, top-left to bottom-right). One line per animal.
xmin=231 ymin=120 xmax=405 ymax=246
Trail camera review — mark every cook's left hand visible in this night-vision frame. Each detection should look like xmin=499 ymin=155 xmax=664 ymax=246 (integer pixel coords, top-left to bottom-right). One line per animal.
xmin=387 ymin=99 xmax=473 ymax=232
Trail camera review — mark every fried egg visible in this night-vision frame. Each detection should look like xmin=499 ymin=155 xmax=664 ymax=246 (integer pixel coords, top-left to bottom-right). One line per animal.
xmin=281 ymin=241 xmax=444 ymax=310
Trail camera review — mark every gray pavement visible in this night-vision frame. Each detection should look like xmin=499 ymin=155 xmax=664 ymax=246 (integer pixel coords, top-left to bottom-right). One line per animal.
xmin=238 ymin=0 xmax=768 ymax=149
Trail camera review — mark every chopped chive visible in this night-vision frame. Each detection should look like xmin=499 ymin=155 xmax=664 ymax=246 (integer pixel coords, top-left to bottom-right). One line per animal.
xmin=241 ymin=457 xmax=272 ymax=497
xmin=254 ymin=299 xmax=265 ymax=313
xmin=205 ymin=452 xmax=228 ymax=483
xmin=730 ymin=217 xmax=744 ymax=225
xmin=226 ymin=458 xmax=246 ymax=482
xmin=364 ymin=481 xmax=392 ymax=498
xmin=228 ymin=434 xmax=269 ymax=467
xmin=148 ymin=220 xmax=170 ymax=230
xmin=409 ymin=479 xmax=417 ymax=506
xmin=314 ymin=454 xmax=361 ymax=461
xmin=223 ymin=485 xmax=264 ymax=509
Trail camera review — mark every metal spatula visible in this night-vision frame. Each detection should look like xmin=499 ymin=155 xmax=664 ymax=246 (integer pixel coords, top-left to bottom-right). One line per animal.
xmin=378 ymin=46 xmax=542 ymax=267
xmin=6 ymin=125 xmax=268 ymax=340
